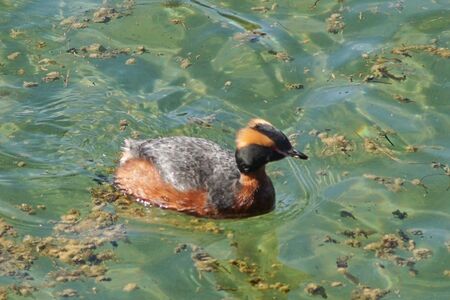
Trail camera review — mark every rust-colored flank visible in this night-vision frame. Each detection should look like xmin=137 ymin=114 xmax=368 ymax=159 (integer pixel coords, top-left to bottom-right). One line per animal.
xmin=115 ymin=159 xmax=209 ymax=216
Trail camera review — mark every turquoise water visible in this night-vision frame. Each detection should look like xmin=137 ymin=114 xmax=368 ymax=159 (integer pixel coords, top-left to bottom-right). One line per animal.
xmin=1 ymin=0 xmax=449 ymax=299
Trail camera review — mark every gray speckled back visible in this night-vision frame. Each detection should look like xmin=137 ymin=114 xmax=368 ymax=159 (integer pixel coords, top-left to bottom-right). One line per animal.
xmin=121 ymin=137 xmax=240 ymax=207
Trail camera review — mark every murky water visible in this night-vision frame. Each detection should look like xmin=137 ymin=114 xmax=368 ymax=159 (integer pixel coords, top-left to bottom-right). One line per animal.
xmin=1 ymin=0 xmax=449 ymax=299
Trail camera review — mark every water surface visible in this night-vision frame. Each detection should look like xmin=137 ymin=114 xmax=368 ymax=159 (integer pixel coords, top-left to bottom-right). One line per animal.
xmin=1 ymin=0 xmax=449 ymax=299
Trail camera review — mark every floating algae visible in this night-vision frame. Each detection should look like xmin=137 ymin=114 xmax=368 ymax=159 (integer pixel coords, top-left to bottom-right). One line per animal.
xmin=393 ymin=95 xmax=414 ymax=103
xmin=350 ymin=286 xmax=389 ymax=300
xmin=92 ymin=7 xmax=121 ymax=23
xmin=268 ymin=50 xmax=293 ymax=62
xmin=228 ymin=256 xmax=291 ymax=294
xmin=363 ymin=232 xmax=433 ymax=276
xmin=365 ymin=57 xmax=406 ymax=82
xmin=16 ymin=203 xmax=36 ymax=215
xmin=42 ymin=71 xmax=61 ymax=82
xmin=7 ymin=52 xmax=20 ymax=60
xmin=317 ymin=132 xmax=353 ymax=156
xmin=391 ymin=44 xmax=450 ymax=59
xmin=0 ymin=184 xmax=129 ymax=298
xmin=191 ymin=245 xmax=220 ymax=273
xmin=326 ymin=13 xmax=345 ymax=34
xmin=392 ymin=209 xmax=408 ymax=220
xmin=56 ymin=288 xmax=79 ymax=297
xmin=304 ymin=283 xmax=327 ymax=298
xmin=363 ymin=173 xmax=430 ymax=193
xmin=284 ymin=82 xmax=304 ymax=90
xmin=170 ymin=18 xmax=187 ymax=30
xmin=179 ymin=58 xmax=192 ymax=69
xmin=23 ymin=81 xmax=38 ymax=88
xmin=122 ymin=283 xmax=139 ymax=292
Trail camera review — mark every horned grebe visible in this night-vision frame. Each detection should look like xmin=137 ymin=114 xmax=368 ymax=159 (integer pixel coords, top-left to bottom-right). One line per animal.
xmin=115 ymin=118 xmax=308 ymax=218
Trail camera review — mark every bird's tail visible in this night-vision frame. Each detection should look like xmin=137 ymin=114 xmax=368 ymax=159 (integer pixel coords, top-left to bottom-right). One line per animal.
xmin=120 ymin=139 xmax=142 ymax=165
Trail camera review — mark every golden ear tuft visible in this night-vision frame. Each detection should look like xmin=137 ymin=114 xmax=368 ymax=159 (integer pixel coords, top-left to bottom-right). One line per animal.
xmin=236 ymin=128 xmax=274 ymax=149
xmin=247 ymin=118 xmax=273 ymax=128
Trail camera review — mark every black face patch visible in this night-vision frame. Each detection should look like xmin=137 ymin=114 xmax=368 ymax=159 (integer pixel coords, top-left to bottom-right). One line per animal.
xmin=251 ymin=123 xmax=292 ymax=152
xmin=235 ymin=144 xmax=286 ymax=173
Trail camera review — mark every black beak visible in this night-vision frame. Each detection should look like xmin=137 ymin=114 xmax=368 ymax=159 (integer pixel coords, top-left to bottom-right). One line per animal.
xmin=287 ymin=149 xmax=308 ymax=160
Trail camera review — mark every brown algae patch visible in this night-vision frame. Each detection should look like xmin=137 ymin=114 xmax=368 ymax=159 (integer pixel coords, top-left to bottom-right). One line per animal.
xmin=59 ymin=3 xmax=134 ymax=29
xmin=268 ymin=50 xmax=293 ymax=62
xmin=233 ymin=30 xmax=267 ymax=43
xmin=42 ymin=71 xmax=61 ymax=82
xmin=0 ymin=220 xmax=35 ymax=279
xmin=0 ymin=188 xmax=128 ymax=298
xmin=363 ymin=233 xmax=432 ymax=275
xmin=284 ymin=82 xmax=304 ymax=90
xmin=330 ymin=281 xmax=343 ymax=288
xmin=362 ymin=137 xmax=397 ymax=161
xmin=56 ymin=288 xmax=78 ymax=298
xmin=351 ymin=286 xmax=389 ymax=300
xmin=0 ymin=219 xmax=17 ymax=237
xmin=122 ymin=283 xmax=139 ymax=292
xmin=11 ymin=284 xmax=37 ymax=297
xmin=7 ymin=52 xmax=20 ymax=60
xmin=228 ymin=257 xmax=291 ymax=294
xmin=361 ymin=43 xmax=449 ymax=84
xmin=412 ymin=248 xmax=432 ymax=260
xmin=16 ymin=203 xmax=36 ymax=215
xmin=251 ymin=6 xmax=270 ymax=14
xmin=188 ymin=219 xmax=223 ymax=234
xmin=173 ymin=243 xmax=221 ymax=274
xmin=23 ymin=81 xmax=39 ymax=88
xmin=92 ymin=7 xmax=121 ymax=23
xmin=191 ymin=245 xmax=220 ymax=273
xmin=364 ymin=57 xmax=406 ymax=82
xmin=393 ymin=95 xmax=414 ymax=103
xmin=179 ymin=58 xmax=192 ymax=69
xmin=10 ymin=29 xmax=25 ymax=39
xmin=391 ymin=44 xmax=450 ymax=58
xmin=229 ymin=258 xmax=258 ymax=275
xmin=326 ymin=13 xmax=345 ymax=34
xmin=304 ymin=283 xmax=327 ymax=298
xmin=363 ymin=173 xmax=428 ymax=193
xmin=0 ymin=287 xmax=7 ymax=300
xmin=60 ymin=16 xmax=88 ymax=29
xmin=248 ymin=278 xmax=290 ymax=294
xmin=119 ymin=119 xmax=129 ymax=131
xmin=170 ymin=18 xmax=187 ymax=30
xmin=67 ymin=43 xmax=136 ymax=60
xmin=317 ymin=131 xmax=353 ymax=156
xmin=344 ymin=239 xmax=362 ymax=248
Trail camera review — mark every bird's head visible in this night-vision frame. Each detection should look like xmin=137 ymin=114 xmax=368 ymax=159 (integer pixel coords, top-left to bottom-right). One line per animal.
xmin=235 ymin=118 xmax=308 ymax=173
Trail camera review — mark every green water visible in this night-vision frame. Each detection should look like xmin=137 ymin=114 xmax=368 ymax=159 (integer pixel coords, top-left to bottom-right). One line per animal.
xmin=1 ymin=0 xmax=449 ymax=299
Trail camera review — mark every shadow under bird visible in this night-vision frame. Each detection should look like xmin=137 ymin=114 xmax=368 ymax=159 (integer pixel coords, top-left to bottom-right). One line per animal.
xmin=115 ymin=118 xmax=308 ymax=218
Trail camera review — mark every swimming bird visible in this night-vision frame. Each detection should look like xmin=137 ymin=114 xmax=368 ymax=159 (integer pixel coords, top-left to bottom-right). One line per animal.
xmin=115 ymin=118 xmax=308 ymax=218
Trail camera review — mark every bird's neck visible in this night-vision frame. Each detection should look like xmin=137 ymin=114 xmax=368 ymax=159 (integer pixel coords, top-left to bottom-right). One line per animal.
xmin=239 ymin=166 xmax=268 ymax=186
xmin=232 ymin=166 xmax=275 ymax=216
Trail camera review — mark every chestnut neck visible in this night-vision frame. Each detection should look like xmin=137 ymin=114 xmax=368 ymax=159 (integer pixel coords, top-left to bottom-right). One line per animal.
xmin=239 ymin=166 xmax=268 ymax=183
xmin=232 ymin=166 xmax=274 ymax=217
